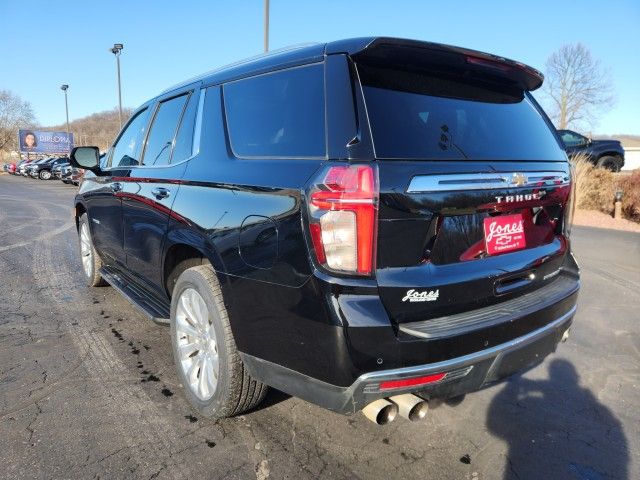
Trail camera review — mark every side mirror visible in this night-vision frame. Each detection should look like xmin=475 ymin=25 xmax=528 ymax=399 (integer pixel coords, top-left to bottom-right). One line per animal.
xmin=70 ymin=146 xmax=102 ymax=174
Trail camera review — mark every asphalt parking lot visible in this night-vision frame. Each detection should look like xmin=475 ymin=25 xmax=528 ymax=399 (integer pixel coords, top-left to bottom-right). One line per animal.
xmin=0 ymin=174 xmax=638 ymax=480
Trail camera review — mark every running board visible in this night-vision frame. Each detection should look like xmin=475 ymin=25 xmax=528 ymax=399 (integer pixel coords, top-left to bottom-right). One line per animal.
xmin=99 ymin=266 xmax=170 ymax=325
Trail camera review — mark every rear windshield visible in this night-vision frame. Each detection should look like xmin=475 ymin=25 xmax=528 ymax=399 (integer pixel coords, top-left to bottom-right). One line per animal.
xmin=358 ymin=64 xmax=565 ymax=161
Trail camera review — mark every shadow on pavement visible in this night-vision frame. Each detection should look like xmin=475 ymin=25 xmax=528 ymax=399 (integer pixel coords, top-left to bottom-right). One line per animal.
xmin=487 ymin=359 xmax=628 ymax=480
xmin=255 ymin=388 xmax=291 ymax=411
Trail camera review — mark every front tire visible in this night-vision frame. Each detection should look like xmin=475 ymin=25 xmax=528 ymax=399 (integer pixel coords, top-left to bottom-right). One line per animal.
xmin=39 ymin=169 xmax=52 ymax=180
xmin=78 ymin=214 xmax=107 ymax=287
xmin=170 ymin=265 xmax=267 ymax=418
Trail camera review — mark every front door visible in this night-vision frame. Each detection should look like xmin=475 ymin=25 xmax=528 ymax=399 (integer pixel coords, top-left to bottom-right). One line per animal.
xmin=90 ymin=106 xmax=152 ymax=265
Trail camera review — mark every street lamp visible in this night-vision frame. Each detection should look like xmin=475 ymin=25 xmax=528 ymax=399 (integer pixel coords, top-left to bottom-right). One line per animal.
xmin=60 ymin=85 xmax=70 ymax=153
xmin=264 ymin=0 xmax=269 ymax=52
xmin=110 ymin=43 xmax=124 ymax=127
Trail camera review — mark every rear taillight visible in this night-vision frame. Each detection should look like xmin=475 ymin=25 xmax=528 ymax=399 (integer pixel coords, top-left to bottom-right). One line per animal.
xmin=308 ymin=164 xmax=378 ymax=276
xmin=564 ymin=167 xmax=576 ymax=237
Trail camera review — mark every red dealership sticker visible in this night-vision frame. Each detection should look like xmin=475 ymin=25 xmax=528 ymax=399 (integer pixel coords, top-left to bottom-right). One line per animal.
xmin=483 ymin=214 xmax=526 ymax=255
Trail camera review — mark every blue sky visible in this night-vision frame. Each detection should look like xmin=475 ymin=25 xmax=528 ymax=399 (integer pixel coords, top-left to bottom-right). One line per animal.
xmin=1 ymin=0 xmax=638 ymax=134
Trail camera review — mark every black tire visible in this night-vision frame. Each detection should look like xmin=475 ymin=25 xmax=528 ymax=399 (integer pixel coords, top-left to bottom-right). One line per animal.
xmin=166 ymin=257 xmax=203 ymax=299
xmin=596 ymin=156 xmax=621 ymax=172
xmin=78 ymin=213 xmax=108 ymax=287
xmin=170 ymin=264 xmax=268 ymax=418
xmin=39 ymin=169 xmax=52 ymax=180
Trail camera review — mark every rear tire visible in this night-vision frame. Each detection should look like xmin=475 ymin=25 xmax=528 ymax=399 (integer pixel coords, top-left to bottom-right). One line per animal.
xmin=78 ymin=214 xmax=108 ymax=287
xmin=596 ymin=156 xmax=621 ymax=172
xmin=170 ymin=264 xmax=267 ymax=418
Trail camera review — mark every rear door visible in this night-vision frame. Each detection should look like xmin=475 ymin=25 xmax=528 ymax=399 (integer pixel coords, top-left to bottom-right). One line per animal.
xmin=121 ymin=86 xmax=199 ymax=294
xmin=353 ymin=58 xmax=572 ymax=325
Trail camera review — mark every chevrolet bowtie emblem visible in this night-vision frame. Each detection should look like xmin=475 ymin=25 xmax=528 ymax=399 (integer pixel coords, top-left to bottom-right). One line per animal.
xmin=511 ymin=173 xmax=527 ymax=187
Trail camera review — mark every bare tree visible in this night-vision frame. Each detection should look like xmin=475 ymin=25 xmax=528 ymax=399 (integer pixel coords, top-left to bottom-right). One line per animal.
xmin=48 ymin=107 xmax=132 ymax=151
xmin=0 ymin=90 xmax=36 ymax=152
xmin=542 ymin=43 xmax=614 ymax=130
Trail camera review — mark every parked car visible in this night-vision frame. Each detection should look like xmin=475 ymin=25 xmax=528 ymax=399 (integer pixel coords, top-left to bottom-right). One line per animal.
xmin=69 ymin=37 xmax=579 ymax=425
xmin=2 ymin=162 xmax=16 ymax=173
xmin=557 ymin=129 xmax=625 ymax=171
xmin=60 ymin=164 xmax=74 ymax=184
xmin=27 ymin=157 xmax=57 ymax=180
xmin=70 ymin=167 xmax=85 ymax=186
xmin=18 ymin=159 xmax=37 ymax=176
xmin=30 ymin=156 xmax=69 ymax=180
xmin=53 ymin=161 xmax=70 ymax=179
xmin=26 ymin=158 xmax=52 ymax=178
xmin=7 ymin=162 xmax=17 ymax=174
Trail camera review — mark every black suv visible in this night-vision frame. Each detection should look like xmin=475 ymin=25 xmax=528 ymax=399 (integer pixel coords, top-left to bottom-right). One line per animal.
xmin=29 ymin=156 xmax=69 ymax=180
xmin=558 ymin=129 xmax=625 ymax=171
xmin=70 ymin=38 xmax=579 ymax=425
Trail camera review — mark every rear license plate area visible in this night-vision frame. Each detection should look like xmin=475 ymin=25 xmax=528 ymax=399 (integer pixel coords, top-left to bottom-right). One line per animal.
xmin=483 ymin=213 xmax=526 ymax=255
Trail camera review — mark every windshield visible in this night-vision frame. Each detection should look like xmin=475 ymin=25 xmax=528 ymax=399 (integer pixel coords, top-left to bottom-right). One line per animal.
xmin=358 ymin=64 xmax=565 ymax=161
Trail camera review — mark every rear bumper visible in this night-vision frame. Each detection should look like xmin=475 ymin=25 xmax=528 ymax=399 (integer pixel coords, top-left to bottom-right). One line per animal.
xmin=241 ymin=304 xmax=574 ymax=414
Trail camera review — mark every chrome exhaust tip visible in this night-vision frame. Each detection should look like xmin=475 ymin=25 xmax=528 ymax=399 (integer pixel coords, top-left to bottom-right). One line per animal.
xmin=362 ymin=398 xmax=399 ymax=425
xmin=389 ymin=394 xmax=429 ymax=422
xmin=561 ymin=328 xmax=570 ymax=343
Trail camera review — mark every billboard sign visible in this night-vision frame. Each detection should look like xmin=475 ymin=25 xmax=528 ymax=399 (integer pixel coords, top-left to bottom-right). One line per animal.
xmin=18 ymin=129 xmax=74 ymax=154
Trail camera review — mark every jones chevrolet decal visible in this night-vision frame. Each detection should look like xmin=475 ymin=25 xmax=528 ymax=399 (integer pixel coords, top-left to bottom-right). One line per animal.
xmin=402 ymin=289 xmax=439 ymax=303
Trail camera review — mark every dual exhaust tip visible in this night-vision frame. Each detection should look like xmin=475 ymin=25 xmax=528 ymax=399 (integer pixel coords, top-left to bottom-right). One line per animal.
xmin=362 ymin=394 xmax=429 ymax=425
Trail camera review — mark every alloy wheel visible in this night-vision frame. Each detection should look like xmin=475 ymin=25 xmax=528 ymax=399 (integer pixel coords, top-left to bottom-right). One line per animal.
xmin=79 ymin=222 xmax=92 ymax=276
xmin=175 ymin=287 xmax=219 ymax=401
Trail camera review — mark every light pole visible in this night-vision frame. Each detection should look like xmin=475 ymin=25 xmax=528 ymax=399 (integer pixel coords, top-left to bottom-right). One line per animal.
xmin=60 ymin=84 xmax=69 ymax=134
xmin=264 ymin=0 xmax=269 ymax=52
xmin=110 ymin=43 xmax=124 ymax=127
xmin=60 ymin=84 xmax=70 ymax=154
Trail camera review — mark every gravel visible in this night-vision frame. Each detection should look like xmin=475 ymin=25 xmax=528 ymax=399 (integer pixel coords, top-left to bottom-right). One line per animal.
xmin=573 ymin=209 xmax=640 ymax=233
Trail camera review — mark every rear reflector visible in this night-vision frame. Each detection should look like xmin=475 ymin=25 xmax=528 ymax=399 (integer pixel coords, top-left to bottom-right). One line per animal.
xmin=379 ymin=373 xmax=447 ymax=391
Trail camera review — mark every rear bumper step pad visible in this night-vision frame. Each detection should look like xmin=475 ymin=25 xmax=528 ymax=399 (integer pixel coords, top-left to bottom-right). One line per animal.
xmin=399 ymin=274 xmax=579 ymax=339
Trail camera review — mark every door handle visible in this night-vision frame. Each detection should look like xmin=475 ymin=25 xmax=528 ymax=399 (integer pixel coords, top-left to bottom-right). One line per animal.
xmin=110 ymin=182 xmax=122 ymax=193
xmin=151 ymin=187 xmax=171 ymax=200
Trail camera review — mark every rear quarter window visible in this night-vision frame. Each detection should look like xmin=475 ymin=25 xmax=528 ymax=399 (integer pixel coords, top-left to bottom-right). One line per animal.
xmin=223 ymin=64 xmax=326 ymax=158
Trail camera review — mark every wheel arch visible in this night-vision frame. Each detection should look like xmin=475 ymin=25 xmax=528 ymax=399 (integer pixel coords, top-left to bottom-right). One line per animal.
xmin=162 ymin=231 xmax=229 ymax=300
xmin=74 ymin=201 xmax=87 ymax=231
xmin=598 ymin=151 xmax=624 ymax=160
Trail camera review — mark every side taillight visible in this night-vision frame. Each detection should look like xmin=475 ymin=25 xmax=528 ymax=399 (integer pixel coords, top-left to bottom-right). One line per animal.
xmin=308 ymin=164 xmax=378 ymax=276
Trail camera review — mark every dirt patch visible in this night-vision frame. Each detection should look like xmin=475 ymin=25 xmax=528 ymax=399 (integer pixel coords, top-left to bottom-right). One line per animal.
xmin=573 ymin=209 xmax=640 ymax=233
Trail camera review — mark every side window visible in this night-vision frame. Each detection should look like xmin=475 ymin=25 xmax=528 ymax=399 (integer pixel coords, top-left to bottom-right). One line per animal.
xmin=561 ymin=131 xmax=585 ymax=147
xmin=171 ymin=92 xmax=198 ymax=162
xmin=142 ymin=94 xmax=189 ymax=166
xmin=223 ymin=64 xmax=325 ymax=158
xmin=110 ymin=109 xmax=150 ymax=167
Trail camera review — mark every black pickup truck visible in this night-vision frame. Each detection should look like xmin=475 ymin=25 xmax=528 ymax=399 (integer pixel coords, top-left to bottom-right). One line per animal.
xmin=557 ymin=129 xmax=625 ymax=171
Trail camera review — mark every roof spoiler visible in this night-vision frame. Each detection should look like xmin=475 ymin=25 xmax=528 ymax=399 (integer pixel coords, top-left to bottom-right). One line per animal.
xmin=327 ymin=37 xmax=544 ymax=92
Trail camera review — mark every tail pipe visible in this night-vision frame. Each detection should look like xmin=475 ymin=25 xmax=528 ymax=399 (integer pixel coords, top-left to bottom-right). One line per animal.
xmin=361 ymin=398 xmax=398 ymax=425
xmin=389 ymin=394 xmax=429 ymax=422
